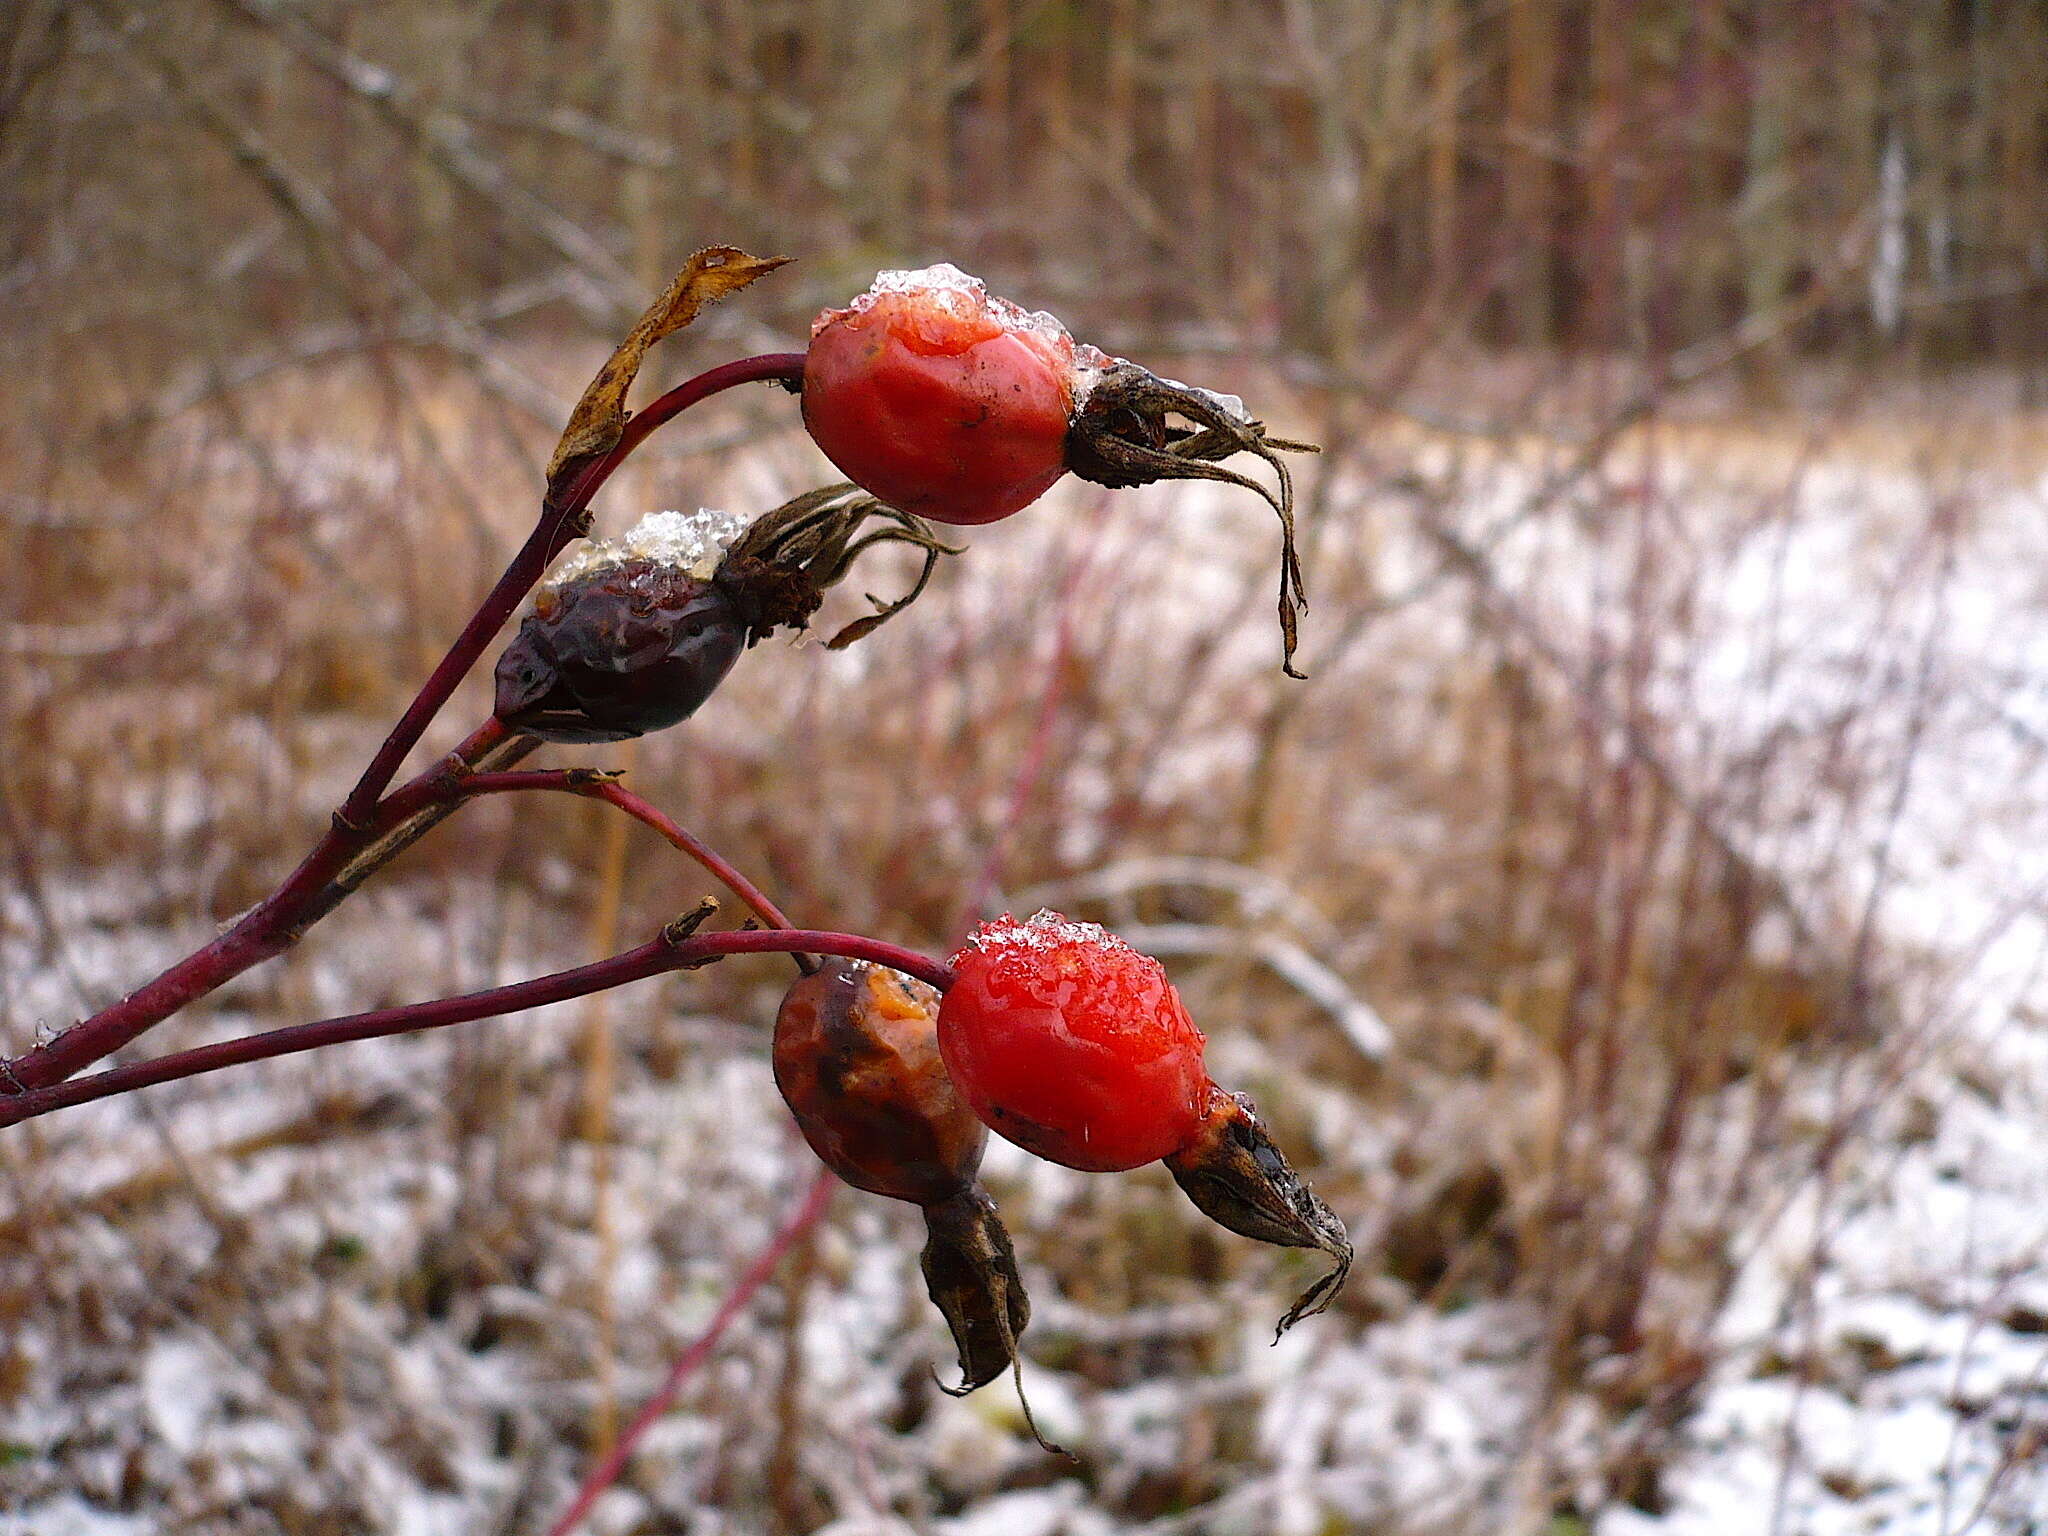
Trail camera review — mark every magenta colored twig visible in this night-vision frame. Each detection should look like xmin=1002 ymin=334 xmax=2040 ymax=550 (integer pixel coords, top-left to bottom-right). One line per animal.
xmin=544 ymin=1167 xmax=836 ymax=1536
xmin=2 ymin=716 xmax=510 ymax=1094
xmin=0 ymin=929 xmax=950 ymax=1129
xmin=3 ymin=353 xmax=808 ymax=1096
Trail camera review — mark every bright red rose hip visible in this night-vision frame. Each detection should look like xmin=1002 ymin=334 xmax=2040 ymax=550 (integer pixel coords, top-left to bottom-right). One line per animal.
xmin=938 ymin=910 xmax=1210 ymax=1172
xmin=801 ymin=265 xmax=1089 ymax=526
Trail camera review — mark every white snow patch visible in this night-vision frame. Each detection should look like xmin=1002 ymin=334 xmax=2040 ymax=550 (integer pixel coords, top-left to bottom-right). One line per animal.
xmin=543 ymin=506 xmax=746 ymax=589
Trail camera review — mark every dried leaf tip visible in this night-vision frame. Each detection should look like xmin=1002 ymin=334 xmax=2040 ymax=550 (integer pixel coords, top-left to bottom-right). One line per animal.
xmin=546 ymin=246 xmax=793 ymax=497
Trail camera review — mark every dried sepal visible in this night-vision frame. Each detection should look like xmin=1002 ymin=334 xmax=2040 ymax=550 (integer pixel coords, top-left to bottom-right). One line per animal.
xmin=547 ymin=246 xmax=791 ymax=501
xmin=920 ymin=1186 xmax=1061 ymax=1454
xmin=715 ymin=484 xmax=961 ymax=648
xmin=1163 ymin=1088 xmax=1352 ymax=1337
xmin=1066 ymin=361 xmax=1318 ymax=677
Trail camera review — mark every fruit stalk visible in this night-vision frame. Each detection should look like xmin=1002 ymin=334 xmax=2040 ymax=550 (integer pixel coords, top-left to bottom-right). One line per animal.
xmin=0 ymin=928 xmax=951 ymax=1128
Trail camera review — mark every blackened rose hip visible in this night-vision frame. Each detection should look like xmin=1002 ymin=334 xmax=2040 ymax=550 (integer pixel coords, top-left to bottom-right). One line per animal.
xmin=940 ymin=911 xmax=1353 ymax=1332
xmin=494 ymin=509 xmax=748 ymax=742
xmin=772 ymin=960 xmax=1037 ymax=1409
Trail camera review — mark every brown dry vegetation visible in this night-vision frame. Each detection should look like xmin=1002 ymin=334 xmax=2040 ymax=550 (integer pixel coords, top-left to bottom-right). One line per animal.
xmin=3 ymin=3 xmax=2047 ymax=1534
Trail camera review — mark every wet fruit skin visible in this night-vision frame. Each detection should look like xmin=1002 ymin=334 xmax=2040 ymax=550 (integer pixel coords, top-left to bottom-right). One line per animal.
xmin=493 ymin=562 xmax=745 ymax=743
xmin=802 ymin=289 xmax=1076 ymax=525
xmin=772 ymin=960 xmax=987 ymax=1205
xmin=937 ymin=913 xmax=1210 ymax=1172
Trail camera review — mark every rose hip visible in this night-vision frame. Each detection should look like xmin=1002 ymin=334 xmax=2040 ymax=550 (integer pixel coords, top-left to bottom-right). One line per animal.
xmin=771 ymin=960 xmax=1037 ymax=1404
xmin=940 ymin=910 xmax=1353 ymax=1330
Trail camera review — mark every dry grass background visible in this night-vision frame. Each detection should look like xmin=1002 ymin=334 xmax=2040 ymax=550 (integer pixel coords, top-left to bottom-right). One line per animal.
xmin=4 ymin=3 xmax=2047 ymax=1533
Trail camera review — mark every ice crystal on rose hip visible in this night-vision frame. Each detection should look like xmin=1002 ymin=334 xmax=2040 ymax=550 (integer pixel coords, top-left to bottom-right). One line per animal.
xmin=801 ymin=266 xmax=1320 ymax=673
xmin=941 ymin=910 xmax=1209 ymax=1171
xmin=492 ymin=490 xmax=962 ymax=740
xmin=802 ymin=265 xmax=1083 ymax=526
xmin=939 ymin=910 xmax=1353 ymax=1331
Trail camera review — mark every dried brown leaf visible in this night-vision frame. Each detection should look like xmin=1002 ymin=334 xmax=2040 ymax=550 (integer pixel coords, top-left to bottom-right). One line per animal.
xmin=545 ymin=246 xmax=791 ymax=497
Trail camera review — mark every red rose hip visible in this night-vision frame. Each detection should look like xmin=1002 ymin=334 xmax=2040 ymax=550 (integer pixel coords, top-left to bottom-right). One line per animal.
xmin=938 ymin=910 xmax=1210 ymax=1172
xmin=801 ymin=265 xmax=1085 ymax=525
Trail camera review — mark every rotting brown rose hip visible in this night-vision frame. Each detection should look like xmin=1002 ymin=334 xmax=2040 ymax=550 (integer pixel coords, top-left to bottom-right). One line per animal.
xmin=771 ymin=960 xmax=1042 ymax=1428
xmin=493 ymin=494 xmax=960 ymax=743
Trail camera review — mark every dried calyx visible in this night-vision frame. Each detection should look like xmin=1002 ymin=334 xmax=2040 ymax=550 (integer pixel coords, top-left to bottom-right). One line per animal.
xmin=1163 ymin=1087 xmax=1353 ymax=1336
xmin=1066 ymin=361 xmax=1318 ymax=677
xmin=715 ymin=484 xmax=962 ymax=650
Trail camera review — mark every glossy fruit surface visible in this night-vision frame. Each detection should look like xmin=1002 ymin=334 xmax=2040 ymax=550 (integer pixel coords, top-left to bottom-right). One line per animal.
xmin=493 ymin=561 xmax=745 ymax=743
xmin=772 ymin=959 xmax=986 ymax=1205
xmin=801 ymin=265 xmax=1083 ymax=525
xmin=937 ymin=910 xmax=1209 ymax=1172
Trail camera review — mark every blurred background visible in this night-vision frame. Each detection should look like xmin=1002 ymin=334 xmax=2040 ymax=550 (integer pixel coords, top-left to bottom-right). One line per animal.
xmin=4 ymin=3 xmax=2047 ymax=1533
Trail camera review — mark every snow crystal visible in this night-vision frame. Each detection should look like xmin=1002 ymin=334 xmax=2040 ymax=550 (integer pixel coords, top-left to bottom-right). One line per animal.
xmin=825 ymin=264 xmax=1081 ymax=359
xmin=1158 ymin=375 xmax=1251 ymax=424
xmin=867 ymin=261 xmax=984 ymax=298
xmin=962 ymin=908 xmax=1124 ymax=956
xmin=0 ymin=1499 xmax=151 ymax=1536
xmin=542 ymin=507 xmax=746 ymax=590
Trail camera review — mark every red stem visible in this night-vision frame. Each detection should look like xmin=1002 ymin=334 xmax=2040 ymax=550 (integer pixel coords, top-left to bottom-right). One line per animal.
xmin=339 ymin=352 xmax=805 ymax=826
xmin=3 ymin=353 xmax=808 ymax=1095
xmin=386 ymin=770 xmax=798 ymax=933
xmin=545 ymin=1168 xmax=837 ymax=1536
xmin=2 ymin=717 xmax=509 ymax=1094
xmin=0 ymin=929 xmax=950 ymax=1128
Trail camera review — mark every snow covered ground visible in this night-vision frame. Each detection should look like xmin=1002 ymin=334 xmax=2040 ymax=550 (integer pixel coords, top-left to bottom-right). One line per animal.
xmin=3 ymin=411 xmax=2045 ymax=1534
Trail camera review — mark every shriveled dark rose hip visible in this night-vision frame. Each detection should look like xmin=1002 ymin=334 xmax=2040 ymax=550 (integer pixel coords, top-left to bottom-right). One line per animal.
xmin=494 ymin=560 xmax=745 ymax=743
xmin=771 ymin=960 xmax=1041 ymax=1414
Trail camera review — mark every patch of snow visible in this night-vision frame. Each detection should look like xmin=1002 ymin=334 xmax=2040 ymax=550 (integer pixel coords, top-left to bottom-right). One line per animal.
xmin=544 ymin=506 xmax=747 ymax=589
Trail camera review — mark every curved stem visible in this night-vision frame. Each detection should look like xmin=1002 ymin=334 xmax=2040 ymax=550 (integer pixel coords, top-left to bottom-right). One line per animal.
xmin=383 ymin=769 xmax=798 ymax=933
xmin=2 ymin=718 xmax=511 ymax=1094
xmin=544 ymin=1168 xmax=836 ymax=1536
xmin=339 ymin=352 xmax=805 ymax=826
xmin=0 ymin=929 xmax=951 ymax=1129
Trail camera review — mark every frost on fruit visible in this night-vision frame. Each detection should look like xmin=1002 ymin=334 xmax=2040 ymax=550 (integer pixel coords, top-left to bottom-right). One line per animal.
xmin=819 ymin=262 xmax=1079 ymax=359
xmin=543 ymin=507 xmax=747 ymax=590
xmin=959 ymin=907 xmax=1122 ymax=956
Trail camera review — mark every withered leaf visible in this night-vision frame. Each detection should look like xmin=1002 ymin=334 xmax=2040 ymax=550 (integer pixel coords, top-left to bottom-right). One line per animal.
xmin=545 ymin=246 xmax=792 ymax=500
